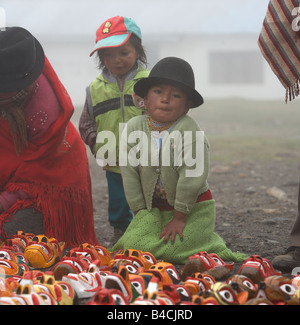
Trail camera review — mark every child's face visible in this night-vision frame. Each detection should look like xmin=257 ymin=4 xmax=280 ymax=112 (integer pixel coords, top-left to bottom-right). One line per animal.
xmin=101 ymin=41 xmax=139 ymax=77
xmin=144 ymin=84 xmax=192 ymax=123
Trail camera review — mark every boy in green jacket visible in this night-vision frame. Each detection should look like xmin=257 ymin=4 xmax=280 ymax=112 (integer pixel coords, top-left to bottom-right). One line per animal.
xmin=79 ymin=16 xmax=149 ymax=244
xmin=114 ymin=57 xmax=246 ymax=264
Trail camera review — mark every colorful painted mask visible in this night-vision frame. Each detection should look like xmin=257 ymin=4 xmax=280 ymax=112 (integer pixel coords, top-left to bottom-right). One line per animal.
xmin=238 ymin=255 xmax=281 ymax=283
xmin=0 ymin=279 xmax=57 ymax=305
xmin=87 ymin=287 xmax=129 ymax=305
xmin=52 ymin=255 xmax=91 ymax=280
xmin=183 ymin=273 xmax=213 ymax=295
xmin=10 ymin=231 xmax=34 ymax=251
xmin=145 ymin=261 xmax=181 ymax=287
xmin=68 ymin=243 xmax=111 ymax=266
xmin=112 ymin=249 xmax=156 ymax=270
xmin=100 ymin=266 xmax=132 ymax=302
xmin=0 ymin=259 xmax=21 ymax=276
xmin=110 ymin=260 xmax=140 ymax=275
xmin=161 ymin=283 xmax=192 ymax=304
xmin=34 ymin=273 xmax=75 ymax=305
xmin=62 ymin=271 xmax=103 ymax=299
xmin=24 ymin=235 xmax=65 ymax=269
xmin=226 ymin=274 xmax=257 ymax=299
xmin=208 ymin=282 xmax=248 ymax=305
xmin=263 ymin=275 xmax=299 ymax=305
xmin=182 ymin=251 xmax=234 ymax=281
xmin=128 ymin=274 xmax=149 ymax=300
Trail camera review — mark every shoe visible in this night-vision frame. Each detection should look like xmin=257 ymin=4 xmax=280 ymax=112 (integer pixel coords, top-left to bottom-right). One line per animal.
xmin=272 ymin=246 xmax=300 ymax=273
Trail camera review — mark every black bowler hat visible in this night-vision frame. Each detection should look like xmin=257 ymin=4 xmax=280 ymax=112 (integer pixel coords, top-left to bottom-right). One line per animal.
xmin=0 ymin=27 xmax=45 ymax=93
xmin=134 ymin=57 xmax=204 ymax=108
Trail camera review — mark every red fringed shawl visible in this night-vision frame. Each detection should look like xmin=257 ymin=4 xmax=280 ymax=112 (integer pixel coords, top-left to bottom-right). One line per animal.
xmin=0 ymin=57 xmax=99 ymax=247
xmin=258 ymin=0 xmax=300 ymax=102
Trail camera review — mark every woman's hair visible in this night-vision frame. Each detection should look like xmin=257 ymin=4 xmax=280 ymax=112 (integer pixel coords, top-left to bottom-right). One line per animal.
xmin=96 ymin=34 xmax=147 ymax=70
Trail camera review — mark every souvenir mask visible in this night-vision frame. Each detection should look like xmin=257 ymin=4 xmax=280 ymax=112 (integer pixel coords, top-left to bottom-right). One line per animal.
xmin=0 ymin=247 xmax=30 ymax=275
xmin=263 ymin=275 xmax=299 ymax=305
xmin=145 ymin=262 xmax=181 ymax=287
xmin=182 ymin=251 xmax=234 ymax=281
xmin=128 ymin=274 xmax=148 ymax=300
xmin=4 ymin=239 xmax=24 ymax=253
xmin=24 ymin=235 xmax=65 ymax=269
xmin=62 ymin=271 xmax=103 ymax=299
xmin=34 ymin=273 xmax=75 ymax=305
xmin=161 ymin=284 xmax=192 ymax=304
xmin=0 ymin=248 xmax=18 ymax=263
xmin=10 ymin=231 xmax=34 ymax=251
xmin=0 ymin=259 xmax=20 ymax=276
xmin=87 ymin=287 xmax=129 ymax=305
xmin=100 ymin=266 xmax=132 ymax=302
xmin=238 ymin=255 xmax=281 ymax=283
xmin=0 ymin=279 xmax=57 ymax=305
xmin=68 ymin=243 xmax=111 ymax=266
xmin=112 ymin=249 xmax=156 ymax=270
xmin=208 ymin=282 xmax=248 ymax=305
xmin=226 ymin=274 xmax=257 ymax=299
xmin=110 ymin=260 xmax=140 ymax=275
xmin=132 ymin=277 xmax=174 ymax=305
xmin=52 ymin=255 xmax=91 ymax=280
xmin=183 ymin=273 xmax=212 ymax=295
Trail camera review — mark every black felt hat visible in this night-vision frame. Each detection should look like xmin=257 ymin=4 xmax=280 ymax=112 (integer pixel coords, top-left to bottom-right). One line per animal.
xmin=0 ymin=27 xmax=45 ymax=93
xmin=134 ymin=57 xmax=204 ymax=108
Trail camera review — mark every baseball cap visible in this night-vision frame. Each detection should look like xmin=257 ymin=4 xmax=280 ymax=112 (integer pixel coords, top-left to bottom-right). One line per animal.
xmin=90 ymin=16 xmax=141 ymax=56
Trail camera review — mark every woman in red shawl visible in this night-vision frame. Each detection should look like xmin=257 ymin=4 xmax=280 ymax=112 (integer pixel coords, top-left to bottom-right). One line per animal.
xmin=0 ymin=27 xmax=98 ymax=247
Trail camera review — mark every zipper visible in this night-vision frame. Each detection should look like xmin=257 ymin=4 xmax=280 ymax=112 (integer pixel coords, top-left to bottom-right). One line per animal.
xmin=121 ymin=91 xmax=125 ymax=123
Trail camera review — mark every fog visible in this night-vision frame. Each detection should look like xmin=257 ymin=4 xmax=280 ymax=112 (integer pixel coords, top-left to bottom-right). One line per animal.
xmin=0 ymin=0 xmax=287 ymax=106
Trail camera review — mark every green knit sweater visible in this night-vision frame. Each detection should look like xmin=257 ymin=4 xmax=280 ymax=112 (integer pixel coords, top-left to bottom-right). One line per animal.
xmin=120 ymin=114 xmax=210 ymax=214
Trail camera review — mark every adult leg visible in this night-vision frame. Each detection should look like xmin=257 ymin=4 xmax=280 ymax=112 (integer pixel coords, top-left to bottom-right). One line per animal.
xmin=272 ymin=180 xmax=300 ymax=272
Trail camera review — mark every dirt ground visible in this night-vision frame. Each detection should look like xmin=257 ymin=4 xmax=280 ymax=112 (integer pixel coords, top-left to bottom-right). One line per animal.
xmin=78 ymin=98 xmax=300 ymax=274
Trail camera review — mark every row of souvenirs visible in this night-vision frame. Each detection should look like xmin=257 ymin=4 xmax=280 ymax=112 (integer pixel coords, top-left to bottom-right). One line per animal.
xmin=0 ymin=231 xmax=299 ymax=305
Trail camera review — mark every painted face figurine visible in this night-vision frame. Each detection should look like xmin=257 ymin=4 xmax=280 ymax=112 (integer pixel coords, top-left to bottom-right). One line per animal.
xmin=52 ymin=255 xmax=91 ymax=280
xmin=207 ymin=282 xmax=248 ymax=305
xmin=183 ymin=273 xmax=214 ymax=295
xmin=111 ymin=249 xmax=157 ymax=270
xmin=237 ymin=255 xmax=281 ymax=284
xmin=68 ymin=243 xmax=112 ymax=266
xmin=145 ymin=261 xmax=181 ymax=287
xmin=34 ymin=273 xmax=76 ymax=305
xmin=0 ymin=279 xmax=57 ymax=305
xmin=24 ymin=235 xmax=65 ymax=269
xmin=87 ymin=287 xmax=129 ymax=305
xmin=100 ymin=266 xmax=133 ymax=302
xmin=226 ymin=274 xmax=257 ymax=299
xmin=263 ymin=275 xmax=299 ymax=305
xmin=181 ymin=251 xmax=234 ymax=281
xmin=62 ymin=271 xmax=103 ymax=299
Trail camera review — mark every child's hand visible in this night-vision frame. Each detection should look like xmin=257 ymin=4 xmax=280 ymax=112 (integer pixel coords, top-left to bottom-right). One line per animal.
xmin=160 ymin=210 xmax=187 ymax=244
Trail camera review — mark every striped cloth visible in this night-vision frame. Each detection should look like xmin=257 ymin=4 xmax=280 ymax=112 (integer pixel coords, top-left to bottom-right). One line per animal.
xmin=258 ymin=0 xmax=300 ymax=102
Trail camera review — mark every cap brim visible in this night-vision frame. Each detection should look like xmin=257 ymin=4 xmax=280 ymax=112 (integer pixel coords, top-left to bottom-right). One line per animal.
xmin=0 ymin=37 xmax=45 ymax=93
xmin=89 ymin=33 xmax=131 ymax=56
xmin=134 ymin=77 xmax=204 ymax=108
